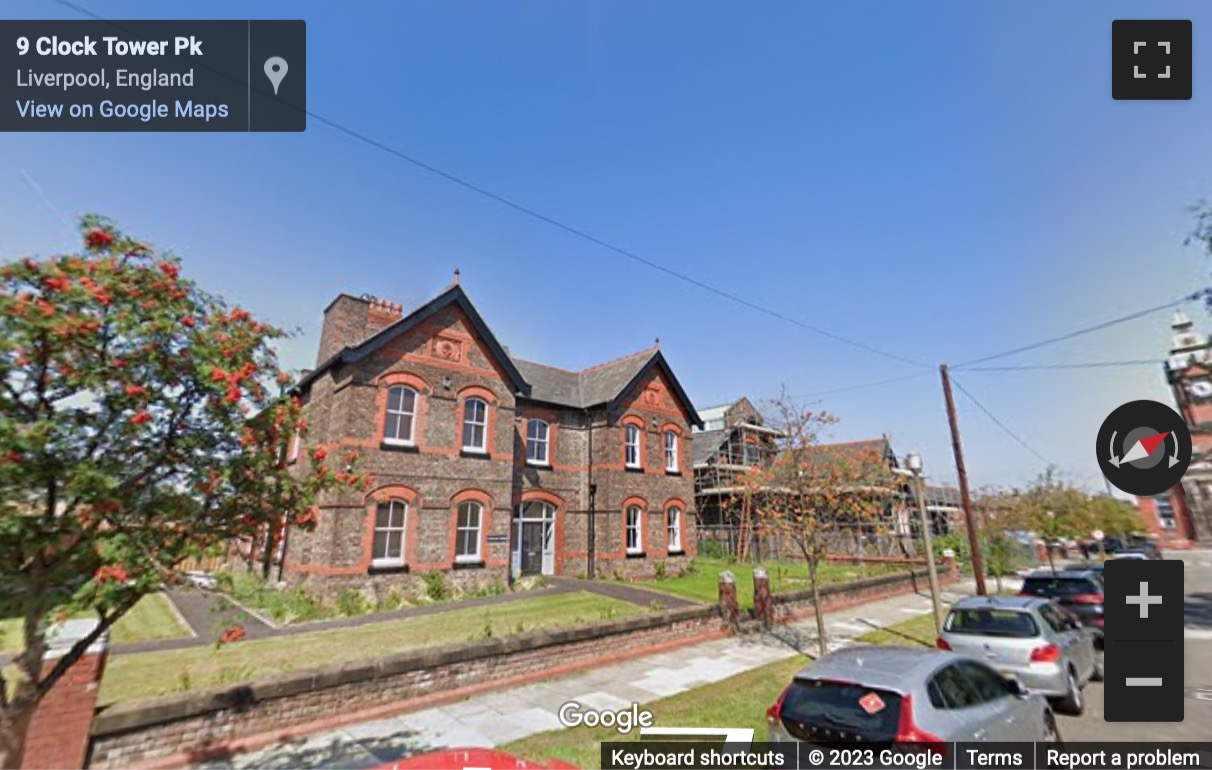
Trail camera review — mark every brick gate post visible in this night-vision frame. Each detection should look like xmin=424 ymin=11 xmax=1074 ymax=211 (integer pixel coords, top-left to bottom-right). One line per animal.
xmin=21 ymin=619 xmax=108 ymax=770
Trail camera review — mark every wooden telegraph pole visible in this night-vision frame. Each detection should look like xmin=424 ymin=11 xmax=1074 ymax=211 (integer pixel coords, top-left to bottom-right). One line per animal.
xmin=940 ymin=363 xmax=987 ymax=596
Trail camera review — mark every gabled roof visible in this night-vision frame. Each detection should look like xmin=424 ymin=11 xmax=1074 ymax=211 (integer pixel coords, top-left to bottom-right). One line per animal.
xmin=295 ymin=284 xmax=530 ymax=396
xmin=515 ymin=347 xmax=703 ymax=426
xmin=296 ymin=285 xmax=702 ymax=426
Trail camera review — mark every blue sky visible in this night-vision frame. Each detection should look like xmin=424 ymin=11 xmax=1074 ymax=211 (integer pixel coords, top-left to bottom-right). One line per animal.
xmin=5 ymin=0 xmax=1212 ymax=493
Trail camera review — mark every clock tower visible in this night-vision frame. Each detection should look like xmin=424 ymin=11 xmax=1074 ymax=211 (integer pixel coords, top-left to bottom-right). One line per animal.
xmin=1154 ymin=309 xmax=1212 ymax=544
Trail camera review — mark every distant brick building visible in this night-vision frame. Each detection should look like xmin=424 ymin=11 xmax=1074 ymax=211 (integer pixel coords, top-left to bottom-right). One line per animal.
xmin=272 ymin=281 xmax=701 ymax=594
xmin=1136 ymin=310 xmax=1212 ymax=545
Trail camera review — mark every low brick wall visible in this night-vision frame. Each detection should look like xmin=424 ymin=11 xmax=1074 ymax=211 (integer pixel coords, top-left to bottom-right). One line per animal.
xmin=86 ymin=565 xmax=958 ymax=769
xmin=765 ymin=566 xmax=958 ymax=625
xmin=87 ymin=605 xmax=720 ymax=769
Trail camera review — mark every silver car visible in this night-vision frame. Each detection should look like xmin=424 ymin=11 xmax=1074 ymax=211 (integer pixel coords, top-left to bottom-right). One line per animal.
xmin=938 ymin=596 xmax=1101 ymax=716
xmin=766 ymin=646 xmax=1059 ymax=744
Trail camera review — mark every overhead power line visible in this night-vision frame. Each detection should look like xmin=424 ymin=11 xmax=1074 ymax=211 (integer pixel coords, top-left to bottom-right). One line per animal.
xmin=952 ymin=377 xmax=1054 ymax=466
xmin=792 ymin=371 xmax=932 ymax=400
xmin=953 ymin=292 xmax=1205 ymax=369
xmin=960 ymin=359 xmax=1160 ymax=372
xmin=51 ymin=0 xmax=931 ymax=371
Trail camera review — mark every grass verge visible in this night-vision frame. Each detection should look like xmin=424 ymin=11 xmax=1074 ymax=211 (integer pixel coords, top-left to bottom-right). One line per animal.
xmin=645 ymin=558 xmax=905 ymax=609
xmin=98 ymin=591 xmax=640 ymax=705
xmin=0 ymin=593 xmax=191 ymax=654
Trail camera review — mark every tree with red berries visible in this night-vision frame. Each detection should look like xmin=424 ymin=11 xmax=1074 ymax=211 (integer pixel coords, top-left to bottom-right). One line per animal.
xmin=0 ymin=216 xmax=366 ymax=768
xmin=749 ymin=391 xmax=897 ymax=657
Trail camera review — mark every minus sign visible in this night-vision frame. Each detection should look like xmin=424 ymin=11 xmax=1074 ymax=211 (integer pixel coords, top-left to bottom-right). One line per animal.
xmin=1126 ymin=677 xmax=1163 ymax=686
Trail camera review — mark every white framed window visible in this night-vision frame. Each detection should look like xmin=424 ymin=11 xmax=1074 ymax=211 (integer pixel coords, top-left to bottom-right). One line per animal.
xmin=626 ymin=504 xmax=643 ymax=554
xmin=527 ymin=419 xmax=550 ymax=465
xmin=462 ymin=398 xmax=488 ymax=452
xmin=288 ymin=433 xmax=302 ymax=463
xmin=667 ymin=507 xmax=682 ymax=552
xmin=1155 ymin=495 xmax=1176 ymax=529
xmin=384 ymin=385 xmax=417 ymax=445
xmin=664 ymin=430 xmax=679 ymax=472
xmin=625 ymin=424 xmax=641 ymax=468
xmin=455 ymin=501 xmax=483 ymax=562
xmin=372 ymin=499 xmax=407 ymax=566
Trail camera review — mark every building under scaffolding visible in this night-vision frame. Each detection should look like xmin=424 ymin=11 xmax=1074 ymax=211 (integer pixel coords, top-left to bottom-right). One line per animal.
xmin=692 ymin=397 xmax=957 ymax=560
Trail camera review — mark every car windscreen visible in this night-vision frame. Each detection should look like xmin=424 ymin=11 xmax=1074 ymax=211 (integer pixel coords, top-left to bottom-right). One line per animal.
xmin=779 ymin=679 xmax=903 ymax=742
xmin=945 ymin=608 xmax=1039 ymax=637
xmin=1022 ymin=577 xmax=1100 ymax=596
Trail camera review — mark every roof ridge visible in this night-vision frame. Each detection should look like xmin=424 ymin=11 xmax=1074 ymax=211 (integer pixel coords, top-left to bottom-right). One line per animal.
xmin=579 ymin=345 xmax=658 ymax=374
xmin=512 ymin=357 xmax=580 ymax=375
xmin=815 ymin=438 xmax=888 ymax=448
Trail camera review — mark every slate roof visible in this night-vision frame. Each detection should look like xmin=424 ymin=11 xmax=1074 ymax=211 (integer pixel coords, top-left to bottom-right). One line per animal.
xmin=513 ymin=347 xmax=659 ymax=410
xmin=692 ymin=429 xmax=727 ymax=465
xmin=298 ymin=284 xmax=701 ymax=425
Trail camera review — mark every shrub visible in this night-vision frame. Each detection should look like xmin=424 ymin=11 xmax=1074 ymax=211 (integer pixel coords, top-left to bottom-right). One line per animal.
xmin=653 ymin=560 xmax=667 ymax=580
xmin=423 ymin=569 xmax=449 ymax=602
xmin=335 ymin=588 xmax=368 ymax=617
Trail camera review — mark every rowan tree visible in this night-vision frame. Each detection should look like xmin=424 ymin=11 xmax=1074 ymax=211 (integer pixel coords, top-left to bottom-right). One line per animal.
xmin=750 ymin=393 xmax=897 ymax=657
xmin=0 ymin=216 xmax=366 ymax=768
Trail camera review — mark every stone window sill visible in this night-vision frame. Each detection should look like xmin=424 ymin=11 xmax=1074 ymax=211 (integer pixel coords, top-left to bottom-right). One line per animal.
xmin=667 ymin=549 xmax=686 ymax=556
xmin=452 ymin=560 xmax=485 ymax=570
xmin=626 ymin=551 xmax=647 ymax=559
xmin=381 ymin=441 xmax=419 ymax=453
xmin=625 ymin=466 xmax=644 ymax=474
xmin=460 ymin=450 xmax=491 ymax=459
xmin=368 ymin=563 xmax=410 ymax=576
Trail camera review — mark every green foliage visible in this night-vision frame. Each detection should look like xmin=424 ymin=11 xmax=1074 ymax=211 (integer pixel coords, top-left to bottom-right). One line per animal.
xmin=0 ymin=217 xmax=369 ymax=730
xmin=222 ymin=570 xmax=320 ymax=623
xmin=653 ymin=560 xmax=667 ymax=580
xmin=649 ymin=600 xmax=664 ymax=612
xmin=423 ymin=570 xmax=449 ymax=602
xmin=698 ymin=539 xmax=732 ymax=559
xmin=335 ymin=588 xmax=369 ymax=617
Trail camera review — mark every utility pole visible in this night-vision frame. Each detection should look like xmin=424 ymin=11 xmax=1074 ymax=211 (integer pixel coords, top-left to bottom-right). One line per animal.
xmin=940 ymin=363 xmax=987 ymax=596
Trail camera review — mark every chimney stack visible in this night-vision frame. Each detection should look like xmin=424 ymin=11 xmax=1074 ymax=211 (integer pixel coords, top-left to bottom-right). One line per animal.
xmin=315 ymin=294 xmax=404 ymax=366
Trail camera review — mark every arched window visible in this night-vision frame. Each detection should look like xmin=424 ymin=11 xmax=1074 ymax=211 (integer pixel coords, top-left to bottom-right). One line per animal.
xmin=626 ymin=505 xmax=644 ymax=554
xmin=384 ymin=385 xmax=417 ymax=445
xmin=456 ymin=501 xmax=483 ymax=562
xmin=527 ymin=419 xmax=550 ymax=465
xmin=463 ymin=397 xmax=488 ymax=452
xmin=373 ymin=499 xmax=408 ymax=566
xmin=667 ymin=507 xmax=683 ymax=553
xmin=664 ymin=430 xmax=679 ymax=472
xmin=625 ymin=424 xmax=641 ymax=468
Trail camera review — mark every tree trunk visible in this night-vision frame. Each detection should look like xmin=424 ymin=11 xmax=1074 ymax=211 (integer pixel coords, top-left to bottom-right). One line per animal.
xmin=808 ymin=537 xmax=828 ymax=659
xmin=0 ymin=685 xmax=37 ymax=770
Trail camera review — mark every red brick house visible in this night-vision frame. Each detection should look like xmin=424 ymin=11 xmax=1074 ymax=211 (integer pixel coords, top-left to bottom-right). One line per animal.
xmin=276 ymin=282 xmax=701 ymax=594
xmin=1136 ymin=310 xmax=1212 ymax=546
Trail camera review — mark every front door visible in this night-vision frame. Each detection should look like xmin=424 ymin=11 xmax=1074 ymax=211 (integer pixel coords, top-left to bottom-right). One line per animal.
xmin=520 ymin=521 xmax=545 ymax=575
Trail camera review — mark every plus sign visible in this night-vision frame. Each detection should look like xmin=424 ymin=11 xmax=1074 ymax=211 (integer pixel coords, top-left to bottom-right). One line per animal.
xmin=1126 ymin=581 xmax=1163 ymax=619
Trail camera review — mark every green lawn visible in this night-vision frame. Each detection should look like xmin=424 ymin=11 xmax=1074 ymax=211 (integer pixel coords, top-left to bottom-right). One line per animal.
xmin=0 ymin=593 xmax=191 ymax=654
xmin=646 ymin=558 xmax=904 ymax=609
xmin=98 ymin=591 xmax=641 ymax=705
xmin=502 ymin=611 xmax=938 ymax=768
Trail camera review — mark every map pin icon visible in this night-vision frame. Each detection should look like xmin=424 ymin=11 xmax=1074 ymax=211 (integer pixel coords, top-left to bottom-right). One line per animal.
xmin=264 ymin=57 xmax=288 ymax=95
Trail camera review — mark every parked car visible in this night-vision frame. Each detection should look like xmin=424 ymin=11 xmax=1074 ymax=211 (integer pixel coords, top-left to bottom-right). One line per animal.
xmin=1018 ymin=570 xmax=1105 ymax=644
xmin=1109 ymin=551 xmax=1149 ymax=561
xmin=937 ymin=596 xmax=1101 ymax=715
xmin=1062 ymin=562 xmax=1104 ymax=576
xmin=766 ymin=646 xmax=1060 ymax=744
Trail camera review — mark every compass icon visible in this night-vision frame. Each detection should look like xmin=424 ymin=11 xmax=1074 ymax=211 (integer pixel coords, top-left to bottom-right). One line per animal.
xmin=1097 ymin=400 xmax=1191 ymax=496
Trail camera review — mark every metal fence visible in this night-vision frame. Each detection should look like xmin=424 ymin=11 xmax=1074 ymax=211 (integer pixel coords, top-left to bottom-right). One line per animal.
xmin=695 ymin=523 xmax=920 ymax=561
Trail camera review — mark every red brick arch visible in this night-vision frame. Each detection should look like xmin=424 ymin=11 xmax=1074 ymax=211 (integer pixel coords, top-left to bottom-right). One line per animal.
xmin=621 ymin=495 xmax=648 ymax=557
xmin=621 ymin=415 xmax=646 ymax=471
xmin=361 ymin=484 xmax=421 ymax=570
xmin=373 ymin=373 xmax=431 ymax=448
xmin=449 ymin=489 xmax=494 ymax=566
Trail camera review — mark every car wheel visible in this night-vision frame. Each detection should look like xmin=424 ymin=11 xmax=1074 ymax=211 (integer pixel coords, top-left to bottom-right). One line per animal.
xmin=1091 ymin=651 xmax=1104 ymax=682
xmin=1042 ymin=710 xmax=1062 ymax=743
xmin=1058 ymin=669 xmax=1085 ymax=715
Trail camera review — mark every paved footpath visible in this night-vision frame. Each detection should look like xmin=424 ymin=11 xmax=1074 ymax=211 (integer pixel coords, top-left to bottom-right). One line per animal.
xmin=200 ymin=578 xmax=1000 ymax=770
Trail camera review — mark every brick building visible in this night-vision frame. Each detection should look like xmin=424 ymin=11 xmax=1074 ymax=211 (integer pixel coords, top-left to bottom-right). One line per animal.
xmin=275 ymin=281 xmax=701 ymax=594
xmin=1136 ymin=310 xmax=1212 ymax=545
